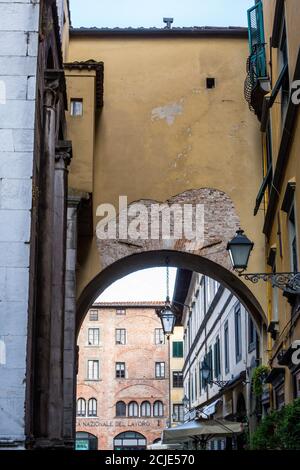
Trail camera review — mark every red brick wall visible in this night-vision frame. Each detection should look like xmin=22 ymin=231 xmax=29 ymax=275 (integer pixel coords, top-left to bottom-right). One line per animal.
xmin=76 ymin=305 xmax=169 ymax=449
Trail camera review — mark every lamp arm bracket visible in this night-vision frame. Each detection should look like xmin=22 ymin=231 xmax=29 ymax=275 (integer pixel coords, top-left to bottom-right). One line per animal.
xmin=238 ymin=272 xmax=300 ymax=293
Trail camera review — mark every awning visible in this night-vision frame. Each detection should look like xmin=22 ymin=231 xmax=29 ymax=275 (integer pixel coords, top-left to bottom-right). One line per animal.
xmin=147 ymin=442 xmax=182 ymax=450
xmin=199 ymin=399 xmax=222 ymax=418
xmin=162 ymin=419 xmax=243 ymax=444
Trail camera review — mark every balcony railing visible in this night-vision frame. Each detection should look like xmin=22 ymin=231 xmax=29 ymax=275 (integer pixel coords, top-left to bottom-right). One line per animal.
xmin=244 ymin=2 xmax=269 ymax=119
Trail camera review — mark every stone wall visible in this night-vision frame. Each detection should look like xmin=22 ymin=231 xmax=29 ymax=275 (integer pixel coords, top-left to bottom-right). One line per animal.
xmin=0 ymin=0 xmax=40 ymax=448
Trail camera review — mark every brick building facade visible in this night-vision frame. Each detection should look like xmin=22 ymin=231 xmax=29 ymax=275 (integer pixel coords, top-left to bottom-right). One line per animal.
xmin=76 ymin=302 xmax=170 ymax=450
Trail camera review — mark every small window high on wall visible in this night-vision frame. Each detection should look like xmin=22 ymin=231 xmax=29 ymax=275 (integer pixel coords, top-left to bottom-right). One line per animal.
xmin=70 ymin=98 xmax=83 ymax=116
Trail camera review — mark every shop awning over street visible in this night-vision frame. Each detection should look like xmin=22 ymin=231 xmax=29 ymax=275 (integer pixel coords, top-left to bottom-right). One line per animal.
xmin=199 ymin=399 xmax=222 ymax=418
xmin=162 ymin=419 xmax=243 ymax=444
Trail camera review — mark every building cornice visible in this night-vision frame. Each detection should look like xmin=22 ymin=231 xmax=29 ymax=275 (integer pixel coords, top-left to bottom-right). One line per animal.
xmin=92 ymin=301 xmax=165 ymax=308
xmin=70 ymin=26 xmax=248 ymax=38
xmin=64 ymin=60 xmax=104 ymax=108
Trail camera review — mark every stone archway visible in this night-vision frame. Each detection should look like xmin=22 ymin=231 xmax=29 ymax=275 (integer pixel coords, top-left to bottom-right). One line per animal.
xmin=77 ymin=188 xmax=267 ymax=333
xmin=65 ymin=188 xmax=268 ymax=449
xmin=77 ymin=249 xmax=267 ymax=333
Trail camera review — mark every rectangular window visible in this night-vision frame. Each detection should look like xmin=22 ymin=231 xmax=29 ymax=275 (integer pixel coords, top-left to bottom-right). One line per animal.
xmin=199 ymin=361 xmax=202 ymax=392
xmin=155 ymin=328 xmax=165 ymax=345
xmin=115 ymin=328 xmax=126 ymax=345
xmin=275 ymin=385 xmax=285 ymax=410
xmin=87 ymin=360 xmax=99 ymax=380
xmin=271 ymin=258 xmax=279 ymax=321
xmin=235 ymin=305 xmax=242 ymax=363
xmin=116 ymin=308 xmax=126 ymax=315
xmin=200 ymin=277 xmax=205 ymax=316
xmin=266 ymin=120 xmax=273 ymax=191
xmin=206 ymin=77 xmax=215 ymax=89
xmin=155 ymin=362 xmax=165 ymax=379
xmin=294 ymin=371 xmax=300 ymax=398
xmin=279 ymin=20 xmax=290 ymax=122
xmin=208 ymin=346 xmax=213 ymax=385
xmin=288 ymin=204 xmax=298 ymax=273
xmin=116 ymin=362 xmax=125 ymax=379
xmin=172 ymin=371 xmax=183 ymax=388
xmin=70 ymin=98 xmax=83 ymax=116
xmin=247 ymin=2 xmax=267 ymax=77
xmin=88 ymin=328 xmax=99 ymax=346
xmin=191 ymin=373 xmax=194 ymax=402
xmin=248 ymin=316 xmax=256 ymax=352
xmin=214 ymin=337 xmax=221 ymax=379
xmin=173 ymin=404 xmax=184 ymax=422
xmin=89 ymin=310 xmax=98 ymax=321
xmin=224 ymin=321 xmax=230 ymax=373
xmin=206 ymin=278 xmax=213 ymax=307
xmin=172 ymin=341 xmax=183 ymax=358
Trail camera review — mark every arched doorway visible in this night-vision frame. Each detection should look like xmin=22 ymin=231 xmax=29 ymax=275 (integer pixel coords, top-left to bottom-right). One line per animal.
xmin=114 ymin=432 xmax=147 ymax=450
xmin=75 ymin=431 xmax=98 ymax=450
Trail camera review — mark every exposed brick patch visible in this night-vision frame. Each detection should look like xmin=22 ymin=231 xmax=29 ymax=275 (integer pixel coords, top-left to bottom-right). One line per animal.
xmin=96 ymin=188 xmax=240 ymax=273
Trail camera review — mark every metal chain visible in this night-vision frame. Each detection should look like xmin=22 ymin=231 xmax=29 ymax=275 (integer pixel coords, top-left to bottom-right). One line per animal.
xmin=166 ymin=257 xmax=170 ymax=300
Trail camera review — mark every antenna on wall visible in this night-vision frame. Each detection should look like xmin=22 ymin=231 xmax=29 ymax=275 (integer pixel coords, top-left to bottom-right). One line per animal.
xmin=163 ymin=18 xmax=174 ymax=29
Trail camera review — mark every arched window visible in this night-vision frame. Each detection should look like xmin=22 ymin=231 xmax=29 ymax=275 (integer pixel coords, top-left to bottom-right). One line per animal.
xmin=114 ymin=432 xmax=146 ymax=450
xmin=116 ymin=401 xmax=126 ymax=417
xmin=128 ymin=401 xmax=139 ymax=417
xmin=140 ymin=401 xmax=151 ymax=417
xmin=77 ymin=398 xmax=86 ymax=417
xmin=88 ymin=398 xmax=97 ymax=417
xmin=153 ymin=400 xmax=164 ymax=417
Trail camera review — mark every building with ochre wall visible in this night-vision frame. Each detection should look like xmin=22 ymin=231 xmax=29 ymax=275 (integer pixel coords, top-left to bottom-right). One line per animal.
xmin=169 ymin=327 xmax=184 ymax=426
xmin=65 ymin=26 xmax=267 ymax=325
xmin=244 ymin=0 xmax=300 ymax=408
xmin=76 ymin=302 xmax=169 ymax=450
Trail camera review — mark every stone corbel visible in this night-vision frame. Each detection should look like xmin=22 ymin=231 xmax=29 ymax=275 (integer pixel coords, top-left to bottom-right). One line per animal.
xmin=55 ymin=140 xmax=73 ymax=167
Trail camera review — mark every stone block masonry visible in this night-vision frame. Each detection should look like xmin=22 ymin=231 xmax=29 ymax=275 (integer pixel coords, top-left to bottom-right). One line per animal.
xmin=0 ymin=0 xmax=40 ymax=448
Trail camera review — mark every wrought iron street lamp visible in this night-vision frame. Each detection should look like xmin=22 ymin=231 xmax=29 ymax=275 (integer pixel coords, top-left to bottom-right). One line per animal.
xmin=227 ymin=229 xmax=300 ymax=294
xmin=226 ymin=229 xmax=254 ymax=273
xmin=156 ymin=259 xmax=177 ymax=337
xmin=157 ymin=299 xmax=177 ymax=336
xmin=200 ymin=361 xmax=229 ymax=388
xmin=200 ymin=360 xmax=211 ymax=382
xmin=156 ymin=259 xmax=177 ymax=428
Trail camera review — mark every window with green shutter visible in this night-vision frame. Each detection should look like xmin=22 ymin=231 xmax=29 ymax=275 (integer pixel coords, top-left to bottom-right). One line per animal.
xmin=172 ymin=341 xmax=183 ymax=358
xmin=247 ymin=1 xmax=267 ymax=79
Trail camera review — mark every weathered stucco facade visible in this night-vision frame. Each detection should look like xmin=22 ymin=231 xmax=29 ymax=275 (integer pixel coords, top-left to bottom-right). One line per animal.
xmin=244 ymin=0 xmax=300 ymax=408
xmin=66 ymin=28 xmax=268 ymax=337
